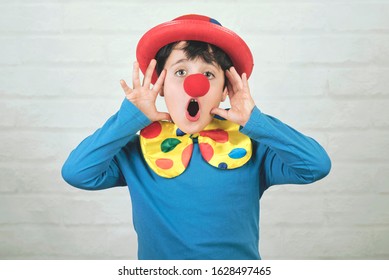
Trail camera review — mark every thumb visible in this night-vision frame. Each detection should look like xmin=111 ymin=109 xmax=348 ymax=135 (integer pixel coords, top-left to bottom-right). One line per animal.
xmin=211 ymin=108 xmax=229 ymax=120
xmin=154 ymin=112 xmax=172 ymax=122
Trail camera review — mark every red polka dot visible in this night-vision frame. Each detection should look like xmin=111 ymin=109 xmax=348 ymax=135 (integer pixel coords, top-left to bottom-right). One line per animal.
xmin=199 ymin=143 xmax=214 ymax=162
xmin=155 ymin=158 xmax=173 ymax=170
xmin=200 ymin=129 xmax=228 ymax=143
xmin=181 ymin=144 xmax=193 ymax=167
xmin=140 ymin=122 xmax=162 ymax=139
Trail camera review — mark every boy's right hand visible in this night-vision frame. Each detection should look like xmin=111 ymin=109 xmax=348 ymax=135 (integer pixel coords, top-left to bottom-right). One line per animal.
xmin=120 ymin=59 xmax=171 ymax=122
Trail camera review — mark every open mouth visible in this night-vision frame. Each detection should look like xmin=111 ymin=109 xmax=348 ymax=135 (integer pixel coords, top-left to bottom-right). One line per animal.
xmin=186 ymin=99 xmax=200 ymax=121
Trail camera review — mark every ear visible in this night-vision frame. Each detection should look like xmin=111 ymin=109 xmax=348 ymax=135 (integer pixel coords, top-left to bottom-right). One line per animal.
xmin=221 ymin=87 xmax=228 ymax=102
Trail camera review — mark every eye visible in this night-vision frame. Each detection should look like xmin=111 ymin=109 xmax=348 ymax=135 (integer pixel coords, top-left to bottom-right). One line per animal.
xmin=203 ymin=71 xmax=215 ymax=79
xmin=175 ymin=69 xmax=187 ymax=77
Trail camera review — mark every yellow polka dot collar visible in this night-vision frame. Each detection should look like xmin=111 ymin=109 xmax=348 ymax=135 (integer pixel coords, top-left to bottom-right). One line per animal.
xmin=140 ymin=116 xmax=252 ymax=178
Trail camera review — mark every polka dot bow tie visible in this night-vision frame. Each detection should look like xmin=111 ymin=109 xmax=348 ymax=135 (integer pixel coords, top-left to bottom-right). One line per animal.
xmin=140 ymin=117 xmax=252 ymax=178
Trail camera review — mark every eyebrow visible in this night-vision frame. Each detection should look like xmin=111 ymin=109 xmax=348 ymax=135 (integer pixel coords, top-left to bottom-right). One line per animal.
xmin=171 ymin=58 xmax=188 ymax=67
xmin=170 ymin=58 xmax=220 ymax=72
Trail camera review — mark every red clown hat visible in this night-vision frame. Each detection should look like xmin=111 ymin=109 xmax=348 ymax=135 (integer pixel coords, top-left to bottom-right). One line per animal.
xmin=136 ymin=14 xmax=254 ymax=84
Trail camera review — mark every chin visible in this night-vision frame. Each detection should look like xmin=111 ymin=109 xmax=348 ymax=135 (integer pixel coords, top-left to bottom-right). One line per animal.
xmin=173 ymin=117 xmax=212 ymax=135
xmin=177 ymin=123 xmax=204 ymax=135
xmin=181 ymin=126 xmax=204 ymax=135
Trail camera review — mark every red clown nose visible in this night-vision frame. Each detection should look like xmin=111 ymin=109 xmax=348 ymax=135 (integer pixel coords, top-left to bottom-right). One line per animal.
xmin=183 ymin=74 xmax=210 ymax=97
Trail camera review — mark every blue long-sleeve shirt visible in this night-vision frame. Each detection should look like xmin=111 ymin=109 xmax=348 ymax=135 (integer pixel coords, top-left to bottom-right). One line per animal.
xmin=62 ymin=99 xmax=331 ymax=260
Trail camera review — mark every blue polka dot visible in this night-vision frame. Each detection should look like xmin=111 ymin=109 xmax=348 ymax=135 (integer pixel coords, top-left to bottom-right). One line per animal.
xmin=176 ymin=128 xmax=186 ymax=136
xmin=228 ymin=148 xmax=247 ymax=159
xmin=218 ymin=162 xmax=228 ymax=169
xmin=213 ymin=108 xmax=230 ymax=121
xmin=213 ymin=114 xmax=226 ymax=121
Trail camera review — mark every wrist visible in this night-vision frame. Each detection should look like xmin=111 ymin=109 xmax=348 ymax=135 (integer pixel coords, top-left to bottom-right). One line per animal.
xmin=121 ymin=98 xmax=151 ymax=128
xmin=240 ymin=104 xmax=255 ymax=127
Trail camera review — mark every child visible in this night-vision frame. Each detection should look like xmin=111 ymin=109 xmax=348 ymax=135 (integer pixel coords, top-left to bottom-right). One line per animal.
xmin=62 ymin=14 xmax=331 ymax=260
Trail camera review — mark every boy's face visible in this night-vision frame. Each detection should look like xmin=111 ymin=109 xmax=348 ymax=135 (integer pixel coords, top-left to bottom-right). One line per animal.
xmin=161 ymin=42 xmax=228 ymax=134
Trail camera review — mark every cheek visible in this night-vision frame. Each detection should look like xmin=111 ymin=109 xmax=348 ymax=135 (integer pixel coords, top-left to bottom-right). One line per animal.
xmin=165 ymin=96 xmax=183 ymax=113
xmin=205 ymin=85 xmax=225 ymax=105
xmin=163 ymin=85 xmax=185 ymax=111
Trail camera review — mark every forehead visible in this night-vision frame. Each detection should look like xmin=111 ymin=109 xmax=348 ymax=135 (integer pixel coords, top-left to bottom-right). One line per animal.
xmin=165 ymin=49 xmax=187 ymax=65
xmin=165 ymin=41 xmax=220 ymax=69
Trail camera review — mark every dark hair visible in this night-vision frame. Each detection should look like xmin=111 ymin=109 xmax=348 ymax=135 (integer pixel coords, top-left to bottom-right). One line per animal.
xmin=155 ymin=40 xmax=233 ymax=86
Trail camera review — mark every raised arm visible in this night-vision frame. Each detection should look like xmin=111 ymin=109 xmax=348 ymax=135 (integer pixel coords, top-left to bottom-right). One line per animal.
xmin=61 ymin=99 xmax=150 ymax=190
xmin=212 ymin=66 xmax=331 ymax=192
xmin=62 ymin=59 xmax=169 ymax=190
xmin=242 ymin=107 xmax=331 ymax=190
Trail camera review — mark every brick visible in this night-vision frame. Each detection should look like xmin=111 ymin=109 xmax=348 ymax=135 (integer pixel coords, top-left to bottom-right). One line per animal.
xmin=0 ymin=97 xmax=170 ymax=130
xmin=0 ymin=4 xmax=62 ymax=33
xmin=253 ymin=68 xmax=329 ymax=98
xmin=261 ymin=190 xmax=327 ymax=226
xmin=370 ymin=228 xmax=389 ymax=259
xmin=235 ymin=2 xmax=389 ymax=33
xmin=236 ymin=3 xmax=328 ymax=33
xmin=0 ymin=99 xmax=120 ymax=129
xmin=261 ymin=225 xmax=384 ymax=259
xmin=0 ymin=163 xmax=65 ymax=193
xmin=0 ymin=66 xmax=129 ymax=98
xmin=284 ymin=35 xmax=389 ymax=64
xmin=245 ymin=35 xmax=285 ymax=64
xmin=0 ymin=193 xmax=133 ymax=226
xmin=278 ymin=227 xmax=375 ymax=259
xmin=0 ymin=37 xmax=22 ymax=65
xmin=106 ymin=226 xmax=137 ymax=259
xmin=0 ymin=130 xmax=73 ymax=161
xmin=327 ymin=131 xmax=389 ymax=162
xmin=257 ymin=99 xmax=389 ymax=130
xmin=0 ymin=161 xmax=132 ymax=194
xmin=0 ymin=195 xmax=63 ymax=225
xmin=105 ymin=36 xmax=137 ymax=64
xmin=0 ymin=226 xmax=112 ymax=259
xmin=326 ymin=3 xmax=389 ymax=32
xmin=60 ymin=193 xmax=133 ymax=226
xmin=0 ymin=36 xmax=106 ymax=64
xmin=329 ymin=68 xmax=389 ymax=97
xmin=309 ymin=163 xmax=386 ymax=194
xmin=375 ymin=166 xmax=389 ymax=194
xmin=324 ymin=194 xmax=389 ymax=226
xmin=63 ymin=3 xmax=160 ymax=33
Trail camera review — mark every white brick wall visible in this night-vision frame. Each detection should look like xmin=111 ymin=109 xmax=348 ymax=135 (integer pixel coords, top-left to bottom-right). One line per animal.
xmin=1 ymin=0 xmax=388 ymax=259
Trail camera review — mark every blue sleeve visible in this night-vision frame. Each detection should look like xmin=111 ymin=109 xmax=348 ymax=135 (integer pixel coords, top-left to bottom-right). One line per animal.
xmin=240 ymin=106 xmax=331 ymax=190
xmin=61 ymin=99 xmax=151 ymax=190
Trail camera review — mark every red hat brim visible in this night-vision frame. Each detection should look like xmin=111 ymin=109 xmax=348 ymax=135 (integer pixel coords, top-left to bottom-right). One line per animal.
xmin=136 ymin=17 xmax=254 ymax=84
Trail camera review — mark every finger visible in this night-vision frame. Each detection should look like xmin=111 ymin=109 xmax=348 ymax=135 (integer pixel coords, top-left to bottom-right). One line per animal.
xmin=143 ymin=59 xmax=156 ymax=88
xmin=226 ymin=67 xmax=243 ymax=92
xmin=132 ymin=61 xmax=141 ymax=88
xmin=231 ymin=67 xmax=244 ymax=89
xmin=241 ymin=73 xmax=250 ymax=93
xmin=225 ymin=70 xmax=235 ymax=93
xmin=152 ymin=69 xmax=166 ymax=95
xmin=154 ymin=112 xmax=172 ymax=122
xmin=211 ymin=107 xmax=229 ymax=120
xmin=226 ymin=81 xmax=234 ymax=98
xmin=120 ymin=79 xmax=132 ymax=95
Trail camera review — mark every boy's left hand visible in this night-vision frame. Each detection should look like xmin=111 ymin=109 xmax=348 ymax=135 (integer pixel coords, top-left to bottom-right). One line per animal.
xmin=211 ymin=67 xmax=255 ymax=127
